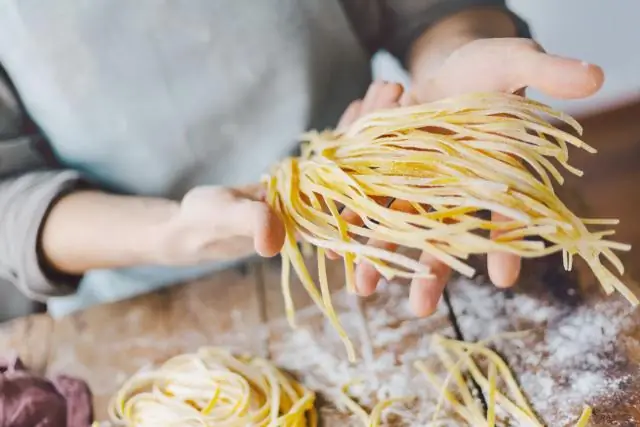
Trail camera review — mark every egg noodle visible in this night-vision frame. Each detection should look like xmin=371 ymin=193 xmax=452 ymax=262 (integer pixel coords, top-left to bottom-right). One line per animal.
xmin=263 ymin=91 xmax=635 ymax=362
xmin=415 ymin=334 xmax=593 ymax=427
xmin=106 ymin=347 xmax=316 ymax=426
xmin=338 ymin=380 xmax=413 ymax=427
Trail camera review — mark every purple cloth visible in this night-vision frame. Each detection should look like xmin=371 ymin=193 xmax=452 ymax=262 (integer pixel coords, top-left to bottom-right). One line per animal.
xmin=0 ymin=356 xmax=93 ymax=427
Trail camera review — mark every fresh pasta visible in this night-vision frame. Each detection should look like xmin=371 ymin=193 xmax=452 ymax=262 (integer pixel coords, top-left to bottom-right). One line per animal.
xmin=107 ymin=347 xmax=316 ymax=427
xmin=415 ymin=334 xmax=593 ymax=427
xmin=338 ymin=380 xmax=412 ymax=427
xmin=263 ymin=91 xmax=635 ymax=361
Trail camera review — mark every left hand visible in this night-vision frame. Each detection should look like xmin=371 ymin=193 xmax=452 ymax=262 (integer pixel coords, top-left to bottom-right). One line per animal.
xmin=408 ymin=37 xmax=604 ymax=103
xmin=334 ymin=38 xmax=605 ymax=317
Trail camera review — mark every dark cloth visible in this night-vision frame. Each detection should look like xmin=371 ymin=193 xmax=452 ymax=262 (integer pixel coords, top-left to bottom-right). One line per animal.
xmin=0 ymin=356 xmax=93 ymax=427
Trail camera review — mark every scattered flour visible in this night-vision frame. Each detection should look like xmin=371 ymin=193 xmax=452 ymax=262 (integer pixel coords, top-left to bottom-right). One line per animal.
xmin=269 ymin=281 xmax=457 ymax=426
xmin=450 ymin=276 xmax=636 ymax=426
xmin=269 ymin=274 xmax=637 ymax=426
xmin=81 ymin=271 xmax=638 ymax=426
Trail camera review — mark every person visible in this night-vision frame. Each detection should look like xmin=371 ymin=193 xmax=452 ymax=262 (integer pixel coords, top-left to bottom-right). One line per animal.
xmin=0 ymin=1 xmax=604 ymax=318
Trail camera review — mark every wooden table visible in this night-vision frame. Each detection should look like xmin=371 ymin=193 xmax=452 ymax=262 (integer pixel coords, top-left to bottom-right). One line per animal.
xmin=1 ymin=102 xmax=639 ymax=426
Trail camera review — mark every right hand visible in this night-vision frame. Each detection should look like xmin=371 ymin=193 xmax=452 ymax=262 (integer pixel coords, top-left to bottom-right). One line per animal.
xmin=331 ymin=81 xmax=523 ymax=317
xmin=157 ymin=184 xmax=285 ymax=265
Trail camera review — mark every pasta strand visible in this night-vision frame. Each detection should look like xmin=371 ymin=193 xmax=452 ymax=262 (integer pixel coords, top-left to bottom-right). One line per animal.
xmin=263 ymin=91 xmax=635 ymax=361
xmin=107 ymin=348 xmax=316 ymax=426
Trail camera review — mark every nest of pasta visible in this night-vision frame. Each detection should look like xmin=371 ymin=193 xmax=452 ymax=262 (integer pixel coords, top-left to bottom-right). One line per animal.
xmin=107 ymin=348 xmax=316 ymax=426
xmin=264 ymin=92 xmax=634 ymax=361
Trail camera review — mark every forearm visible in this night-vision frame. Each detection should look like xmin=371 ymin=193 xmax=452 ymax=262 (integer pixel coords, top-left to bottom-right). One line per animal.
xmin=408 ymin=7 xmax=520 ymax=80
xmin=41 ymin=190 xmax=179 ymax=275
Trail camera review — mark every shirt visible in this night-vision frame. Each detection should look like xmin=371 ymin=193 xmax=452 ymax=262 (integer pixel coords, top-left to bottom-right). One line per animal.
xmin=0 ymin=0 xmax=530 ymax=316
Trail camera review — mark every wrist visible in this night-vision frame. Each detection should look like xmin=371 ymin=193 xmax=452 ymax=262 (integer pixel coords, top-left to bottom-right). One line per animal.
xmin=150 ymin=204 xmax=212 ymax=266
xmin=408 ymin=8 xmax=519 ymax=79
xmin=133 ymin=199 xmax=183 ymax=266
xmin=41 ymin=191 xmax=181 ymax=274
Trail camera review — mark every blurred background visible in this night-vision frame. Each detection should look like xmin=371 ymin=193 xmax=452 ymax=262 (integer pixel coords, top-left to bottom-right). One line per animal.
xmin=1 ymin=0 xmax=639 ymax=322
xmin=374 ymin=0 xmax=640 ymax=116
xmin=506 ymin=0 xmax=640 ymax=115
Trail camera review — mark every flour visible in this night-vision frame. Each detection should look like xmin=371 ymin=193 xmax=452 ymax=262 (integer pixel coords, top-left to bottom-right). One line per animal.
xmin=269 ymin=281 xmax=457 ymax=426
xmin=449 ymin=275 xmax=636 ymax=426
xmin=268 ymin=273 xmax=637 ymax=426
xmin=80 ymin=260 xmax=637 ymax=427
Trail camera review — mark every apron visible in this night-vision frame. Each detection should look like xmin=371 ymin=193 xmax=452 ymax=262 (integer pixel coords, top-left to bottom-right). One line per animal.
xmin=0 ymin=0 xmax=372 ymax=316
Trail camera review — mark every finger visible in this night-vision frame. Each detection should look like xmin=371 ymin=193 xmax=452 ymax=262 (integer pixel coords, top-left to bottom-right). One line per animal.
xmin=361 ymin=81 xmax=404 ymax=115
xmin=421 ymin=39 xmax=604 ymax=101
xmin=485 ymin=39 xmax=603 ymax=98
xmin=373 ymin=81 xmax=404 ymax=110
xmin=328 ymin=82 xmax=404 ymax=261
xmin=252 ymin=203 xmax=286 ymax=257
xmin=515 ymin=49 xmax=604 ymax=99
xmin=399 ymin=90 xmax=420 ymax=107
xmin=228 ymin=200 xmax=285 ymax=257
xmin=356 ymin=198 xmax=424 ymax=297
xmin=231 ymin=183 xmax=267 ymax=202
xmin=487 ymin=212 xmax=521 ymax=288
xmin=341 ymin=207 xmax=365 ymax=227
xmin=326 ymin=196 xmax=389 ymax=260
xmin=337 ymin=100 xmax=363 ymax=131
xmin=355 ymin=240 xmax=398 ymax=296
xmin=326 ymin=250 xmax=341 ymax=261
xmin=410 ymin=252 xmax=452 ymax=317
xmin=325 ymin=207 xmax=365 ymax=260
xmin=336 ymin=81 xmax=404 ymax=232
xmin=325 ymin=212 xmax=364 ymax=260
xmin=341 ymin=81 xmax=404 ymax=133
xmin=340 ymin=195 xmax=390 ymax=228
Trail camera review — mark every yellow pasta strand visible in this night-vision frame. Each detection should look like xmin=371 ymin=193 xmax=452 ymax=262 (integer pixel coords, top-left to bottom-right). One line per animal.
xmin=107 ymin=347 xmax=316 ymax=427
xmin=416 ymin=334 xmax=593 ymax=427
xmin=338 ymin=381 xmax=412 ymax=427
xmin=263 ymin=91 xmax=635 ymax=361
xmin=575 ymin=406 xmax=593 ymax=427
xmin=487 ymin=363 xmax=497 ymax=427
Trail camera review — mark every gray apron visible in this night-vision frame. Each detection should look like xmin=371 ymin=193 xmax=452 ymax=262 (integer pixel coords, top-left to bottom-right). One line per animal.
xmin=0 ymin=0 xmax=371 ymax=316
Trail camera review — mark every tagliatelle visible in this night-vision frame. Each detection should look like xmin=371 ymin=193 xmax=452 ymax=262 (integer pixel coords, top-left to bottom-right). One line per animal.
xmin=416 ymin=334 xmax=593 ymax=427
xmin=338 ymin=381 xmax=413 ymax=427
xmin=106 ymin=347 xmax=316 ymax=427
xmin=263 ymin=91 xmax=635 ymax=361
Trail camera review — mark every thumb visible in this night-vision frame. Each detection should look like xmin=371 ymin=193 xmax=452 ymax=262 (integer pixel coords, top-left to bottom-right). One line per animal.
xmin=513 ymin=46 xmax=604 ymax=99
xmin=227 ymin=199 xmax=285 ymax=257
xmin=414 ymin=38 xmax=604 ymax=102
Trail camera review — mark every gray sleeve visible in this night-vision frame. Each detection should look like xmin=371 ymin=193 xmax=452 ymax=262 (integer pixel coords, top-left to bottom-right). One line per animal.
xmin=0 ymin=68 xmax=85 ymax=301
xmin=341 ymin=0 xmax=532 ymax=65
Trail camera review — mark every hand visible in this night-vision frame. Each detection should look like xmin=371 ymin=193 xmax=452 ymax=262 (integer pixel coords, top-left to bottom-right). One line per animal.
xmin=400 ymin=38 xmax=603 ymax=314
xmin=329 ymin=81 xmax=457 ymax=317
xmin=408 ymin=38 xmax=604 ymax=104
xmin=334 ymin=37 xmax=605 ymax=317
xmin=157 ymin=184 xmax=285 ymax=264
